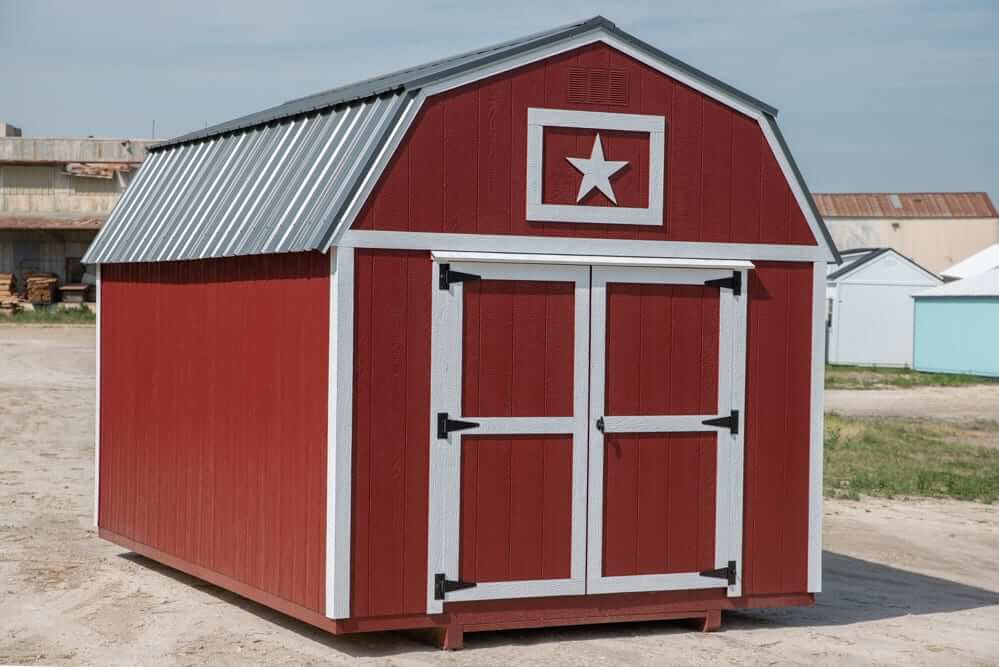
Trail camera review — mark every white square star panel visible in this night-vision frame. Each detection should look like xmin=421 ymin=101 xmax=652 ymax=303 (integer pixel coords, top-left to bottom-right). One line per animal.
xmin=526 ymin=108 xmax=666 ymax=226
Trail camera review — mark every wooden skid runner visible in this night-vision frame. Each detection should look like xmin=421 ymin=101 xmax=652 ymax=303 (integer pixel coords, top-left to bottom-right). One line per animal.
xmin=99 ymin=528 xmax=812 ymax=651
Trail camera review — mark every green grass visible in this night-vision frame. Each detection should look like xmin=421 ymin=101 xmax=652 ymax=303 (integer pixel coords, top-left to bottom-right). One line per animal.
xmin=825 ymin=364 xmax=995 ymax=390
xmin=824 ymin=413 xmax=999 ymax=503
xmin=1 ymin=307 xmax=96 ymax=325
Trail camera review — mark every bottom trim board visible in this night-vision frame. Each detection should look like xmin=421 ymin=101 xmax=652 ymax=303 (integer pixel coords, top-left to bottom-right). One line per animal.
xmin=99 ymin=528 xmax=813 ymax=644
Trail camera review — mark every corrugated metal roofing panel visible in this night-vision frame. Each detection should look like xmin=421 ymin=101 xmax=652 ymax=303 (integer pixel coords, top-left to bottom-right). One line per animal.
xmin=915 ymin=268 xmax=999 ymax=298
xmin=814 ymin=192 xmax=998 ymax=219
xmin=941 ymin=244 xmax=999 ymax=280
xmin=83 ymin=93 xmax=409 ymax=263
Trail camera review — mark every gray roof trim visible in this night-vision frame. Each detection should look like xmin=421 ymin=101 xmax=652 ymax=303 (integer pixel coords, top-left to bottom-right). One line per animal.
xmin=827 ymin=247 xmax=938 ymax=282
xmin=764 ymin=115 xmax=841 ymax=264
xmin=153 ymin=16 xmax=778 ymax=152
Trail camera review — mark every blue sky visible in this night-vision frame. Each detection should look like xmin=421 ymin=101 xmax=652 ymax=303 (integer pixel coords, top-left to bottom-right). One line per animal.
xmin=3 ymin=1 xmax=997 ymax=201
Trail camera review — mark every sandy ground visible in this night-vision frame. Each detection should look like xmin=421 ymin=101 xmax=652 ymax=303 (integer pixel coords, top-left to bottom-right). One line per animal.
xmin=826 ymin=385 xmax=999 ymax=421
xmin=2 ymin=325 xmax=998 ymax=665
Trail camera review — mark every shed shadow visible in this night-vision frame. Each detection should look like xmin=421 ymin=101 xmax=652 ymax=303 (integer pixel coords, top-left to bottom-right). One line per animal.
xmin=119 ymin=549 xmax=999 ymax=653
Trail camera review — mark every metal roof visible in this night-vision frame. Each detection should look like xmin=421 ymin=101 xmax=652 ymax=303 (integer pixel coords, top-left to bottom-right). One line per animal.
xmin=941 ymin=244 xmax=999 ymax=281
xmin=84 ymin=93 xmax=409 ymax=263
xmin=84 ymin=16 xmax=814 ymax=264
xmin=915 ymin=269 xmax=999 ymax=298
xmin=814 ymin=192 xmax=998 ymax=219
xmin=826 ymin=247 xmax=936 ymax=282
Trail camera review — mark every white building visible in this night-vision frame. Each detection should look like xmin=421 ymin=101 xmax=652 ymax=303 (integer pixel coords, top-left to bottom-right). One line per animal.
xmin=826 ymin=248 xmax=941 ymax=367
xmin=940 ymin=243 xmax=999 ymax=282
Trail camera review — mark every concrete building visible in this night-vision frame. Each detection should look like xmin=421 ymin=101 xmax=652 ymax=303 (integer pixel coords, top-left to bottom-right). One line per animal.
xmin=814 ymin=192 xmax=999 ymax=275
xmin=0 ymin=121 xmax=154 ymax=288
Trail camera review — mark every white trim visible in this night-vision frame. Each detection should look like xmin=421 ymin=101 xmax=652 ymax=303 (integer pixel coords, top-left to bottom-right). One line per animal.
xmin=432 ymin=250 xmax=753 ymax=271
xmin=324 ymin=27 xmax=838 ymax=262
xmin=93 ymin=264 xmax=101 ymax=527
xmin=525 ymin=108 xmax=665 ymax=226
xmin=326 ymin=247 xmax=354 ymax=619
xmin=342 ymin=230 xmax=826 ymax=262
xmin=427 ymin=260 xmax=590 ymax=611
xmin=808 ymin=261 xmax=825 ymax=592
xmin=586 ymin=265 xmax=746 ymax=596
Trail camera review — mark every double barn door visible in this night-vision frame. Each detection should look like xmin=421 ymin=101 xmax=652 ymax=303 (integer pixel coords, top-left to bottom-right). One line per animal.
xmin=427 ymin=256 xmax=747 ymax=613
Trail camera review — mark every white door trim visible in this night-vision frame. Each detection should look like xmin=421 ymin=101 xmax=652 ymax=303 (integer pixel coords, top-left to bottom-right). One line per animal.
xmin=586 ymin=265 xmax=747 ymax=597
xmin=426 ymin=260 xmax=590 ymax=613
xmin=431 ymin=249 xmax=754 ymax=271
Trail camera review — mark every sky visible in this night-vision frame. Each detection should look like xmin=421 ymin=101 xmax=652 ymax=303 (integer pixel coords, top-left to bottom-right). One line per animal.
xmin=2 ymin=1 xmax=997 ymax=201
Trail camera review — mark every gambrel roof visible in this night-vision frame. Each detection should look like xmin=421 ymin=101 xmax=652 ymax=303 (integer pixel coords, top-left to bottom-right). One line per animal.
xmin=84 ymin=16 xmax=837 ymax=264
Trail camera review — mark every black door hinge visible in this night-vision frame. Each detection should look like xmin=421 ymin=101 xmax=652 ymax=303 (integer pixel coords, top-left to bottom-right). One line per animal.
xmin=596 ymin=417 xmax=605 ymax=432
xmin=437 ymin=412 xmax=480 ymax=439
xmin=434 ymin=573 xmax=477 ymax=600
xmin=702 ymin=409 xmax=740 ymax=435
xmin=700 ymin=560 xmax=737 ymax=586
xmin=439 ymin=263 xmax=481 ymax=290
xmin=705 ymin=271 xmax=742 ymax=296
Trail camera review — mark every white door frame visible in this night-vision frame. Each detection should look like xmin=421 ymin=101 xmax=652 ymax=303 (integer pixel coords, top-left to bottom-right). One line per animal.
xmin=426 ymin=260 xmax=591 ymax=613
xmin=586 ymin=265 xmax=748 ymax=598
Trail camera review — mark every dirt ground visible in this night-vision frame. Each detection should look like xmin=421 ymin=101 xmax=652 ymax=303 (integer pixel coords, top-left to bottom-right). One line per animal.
xmin=826 ymin=386 xmax=999 ymax=421
xmin=2 ymin=326 xmax=998 ymax=665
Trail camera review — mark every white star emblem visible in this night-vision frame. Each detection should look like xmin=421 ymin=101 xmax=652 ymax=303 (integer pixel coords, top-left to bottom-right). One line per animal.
xmin=565 ymin=134 xmax=629 ymax=205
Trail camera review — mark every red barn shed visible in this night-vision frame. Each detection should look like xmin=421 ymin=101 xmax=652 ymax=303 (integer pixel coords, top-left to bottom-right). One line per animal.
xmin=84 ymin=16 xmax=839 ymax=649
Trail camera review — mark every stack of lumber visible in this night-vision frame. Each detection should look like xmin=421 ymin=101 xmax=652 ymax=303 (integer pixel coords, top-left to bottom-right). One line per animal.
xmin=25 ymin=272 xmax=58 ymax=304
xmin=0 ymin=273 xmax=17 ymax=315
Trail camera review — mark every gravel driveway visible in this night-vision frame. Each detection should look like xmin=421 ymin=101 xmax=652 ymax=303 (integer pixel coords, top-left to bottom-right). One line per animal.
xmin=2 ymin=326 xmax=998 ymax=665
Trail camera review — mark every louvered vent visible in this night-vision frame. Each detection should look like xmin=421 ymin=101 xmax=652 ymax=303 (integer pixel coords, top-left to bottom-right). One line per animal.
xmin=568 ymin=67 xmax=629 ymax=106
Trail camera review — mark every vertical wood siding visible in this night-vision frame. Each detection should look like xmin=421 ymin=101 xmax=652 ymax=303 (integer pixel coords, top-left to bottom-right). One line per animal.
xmin=353 ymin=42 xmax=815 ymax=246
xmin=98 ymin=252 xmax=329 ymax=614
xmin=351 ymin=249 xmax=432 ymax=617
xmin=462 ymin=280 xmax=575 ymax=417
xmin=742 ymin=261 xmax=813 ymax=594
xmin=603 ymin=433 xmax=716 ymax=576
xmin=460 ymin=435 xmax=573 ymax=582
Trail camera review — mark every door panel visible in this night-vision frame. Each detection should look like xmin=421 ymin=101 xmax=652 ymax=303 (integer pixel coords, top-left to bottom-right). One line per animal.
xmin=460 ymin=435 xmax=573 ymax=583
xmin=588 ymin=265 xmax=746 ymax=597
xmin=605 ymin=283 xmax=719 ymax=416
xmin=603 ymin=432 xmax=717 ymax=577
xmin=462 ymin=280 xmax=575 ymax=417
xmin=428 ymin=261 xmax=589 ymax=612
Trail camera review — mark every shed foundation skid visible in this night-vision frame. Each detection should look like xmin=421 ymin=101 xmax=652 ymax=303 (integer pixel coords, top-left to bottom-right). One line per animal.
xmin=89 ymin=16 xmax=835 ymax=651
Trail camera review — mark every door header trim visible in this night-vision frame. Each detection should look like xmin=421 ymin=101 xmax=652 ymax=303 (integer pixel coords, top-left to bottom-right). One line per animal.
xmin=432 ymin=250 xmax=754 ymax=271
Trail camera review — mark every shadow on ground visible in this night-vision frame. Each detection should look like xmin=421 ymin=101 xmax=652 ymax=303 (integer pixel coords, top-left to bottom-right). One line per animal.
xmin=120 ymin=549 xmax=999 ymax=654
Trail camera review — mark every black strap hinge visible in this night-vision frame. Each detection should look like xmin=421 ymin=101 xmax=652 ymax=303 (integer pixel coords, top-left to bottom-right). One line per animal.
xmin=705 ymin=271 xmax=742 ymax=296
xmin=700 ymin=560 xmax=737 ymax=586
xmin=437 ymin=412 xmax=479 ymax=439
xmin=434 ymin=573 xmax=477 ymax=600
xmin=702 ymin=409 xmax=739 ymax=435
xmin=439 ymin=263 xmax=481 ymax=290
xmin=596 ymin=417 xmax=605 ymax=432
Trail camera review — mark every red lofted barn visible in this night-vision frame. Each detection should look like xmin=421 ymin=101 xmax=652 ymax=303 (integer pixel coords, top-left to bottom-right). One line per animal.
xmin=84 ymin=16 xmax=839 ymax=649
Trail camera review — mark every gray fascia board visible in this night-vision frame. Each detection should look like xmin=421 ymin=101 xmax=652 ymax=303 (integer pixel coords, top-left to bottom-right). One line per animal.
xmin=764 ymin=115 xmax=842 ymax=264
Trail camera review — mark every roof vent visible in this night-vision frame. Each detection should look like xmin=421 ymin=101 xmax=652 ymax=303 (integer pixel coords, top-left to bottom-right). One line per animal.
xmin=568 ymin=67 xmax=629 ymax=106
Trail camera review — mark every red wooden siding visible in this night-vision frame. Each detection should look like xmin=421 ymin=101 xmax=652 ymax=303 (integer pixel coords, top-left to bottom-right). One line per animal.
xmin=603 ymin=433 xmax=716 ymax=576
xmin=98 ymin=252 xmax=329 ymax=614
xmin=462 ymin=279 xmax=574 ymax=417
xmin=604 ymin=284 xmax=719 ymax=416
xmin=460 ymin=435 xmax=573 ymax=582
xmin=354 ymin=42 xmax=815 ymax=246
xmin=351 ymin=249 xmax=433 ymax=617
xmin=742 ymin=261 xmax=814 ymax=594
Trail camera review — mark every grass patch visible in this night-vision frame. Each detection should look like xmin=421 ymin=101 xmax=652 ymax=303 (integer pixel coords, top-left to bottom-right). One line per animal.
xmin=1 ymin=307 xmax=96 ymax=325
xmin=825 ymin=364 xmax=994 ymax=390
xmin=825 ymin=414 xmax=999 ymax=503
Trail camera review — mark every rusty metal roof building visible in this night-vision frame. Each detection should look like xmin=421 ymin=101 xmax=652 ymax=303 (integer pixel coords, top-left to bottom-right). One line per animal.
xmin=814 ymin=192 xmax=998 ymax=219
xmin=84 ymin=16 xmax=841 ymax=265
